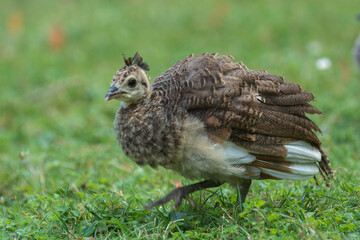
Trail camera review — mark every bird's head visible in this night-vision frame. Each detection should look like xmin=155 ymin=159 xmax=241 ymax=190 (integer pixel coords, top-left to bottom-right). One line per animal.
xmin=105 ymin=52 xmax=150 ymax=105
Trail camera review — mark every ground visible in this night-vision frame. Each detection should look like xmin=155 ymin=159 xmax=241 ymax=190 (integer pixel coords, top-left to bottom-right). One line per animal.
xmin=1 ymin=0 xmax=359 ymax=239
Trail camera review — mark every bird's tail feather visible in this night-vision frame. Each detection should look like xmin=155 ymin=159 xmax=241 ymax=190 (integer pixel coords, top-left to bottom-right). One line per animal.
xmin=224 ymin=141 xmax=327 ymax=180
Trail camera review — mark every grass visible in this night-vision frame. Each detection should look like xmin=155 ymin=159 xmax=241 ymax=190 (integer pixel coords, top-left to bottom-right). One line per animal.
xmin=1 ymin=0 xmax=360 ymax=239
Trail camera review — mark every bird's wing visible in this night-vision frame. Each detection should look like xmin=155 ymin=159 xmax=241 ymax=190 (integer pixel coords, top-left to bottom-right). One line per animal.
xmin=152 ymin=53 xmax=332 ymax=180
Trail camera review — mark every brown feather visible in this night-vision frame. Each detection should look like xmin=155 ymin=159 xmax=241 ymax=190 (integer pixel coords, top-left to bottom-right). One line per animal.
xmin=231 ymin=138 xmax=288 ymax=156
xmin=259 ymin=103 xmax=323 ymax=116
xmin=251 ymin=160 xmax=293 ymax=173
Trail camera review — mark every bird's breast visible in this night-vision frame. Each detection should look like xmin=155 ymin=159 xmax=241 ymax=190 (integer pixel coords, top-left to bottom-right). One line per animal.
xmin=114 ymin=106 xmax=183 ymax=168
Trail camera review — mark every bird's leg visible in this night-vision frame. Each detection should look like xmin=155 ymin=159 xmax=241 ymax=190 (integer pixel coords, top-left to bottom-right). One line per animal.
xmin=144 ymin=180 xmax=222 ymax=210
xmin=236 ymin=179 xmax=252 ymax=209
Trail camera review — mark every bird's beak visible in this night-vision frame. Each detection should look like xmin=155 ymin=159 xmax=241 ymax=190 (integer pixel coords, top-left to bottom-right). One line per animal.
xmin=105 ymin=84 xmax=126 ymax=101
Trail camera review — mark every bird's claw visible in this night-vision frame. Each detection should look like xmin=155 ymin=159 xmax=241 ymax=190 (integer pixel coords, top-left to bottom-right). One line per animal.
xmin=144 ymin=187 xmax=199 ymax=210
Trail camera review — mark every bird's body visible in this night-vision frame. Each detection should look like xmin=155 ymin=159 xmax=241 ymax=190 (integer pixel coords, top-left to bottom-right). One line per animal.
xmin=106 ymin=53 xmax=332 ymax=209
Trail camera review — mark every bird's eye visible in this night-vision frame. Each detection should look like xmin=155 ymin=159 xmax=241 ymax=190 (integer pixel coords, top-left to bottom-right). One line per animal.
xmin=128 ymin=79 xmax=137 ymax=88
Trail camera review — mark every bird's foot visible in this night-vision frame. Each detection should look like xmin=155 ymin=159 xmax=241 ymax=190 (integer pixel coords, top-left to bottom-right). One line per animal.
xmin=144 ymin=180 xmax=222 ymax=210
xmin=236 ymin=179 xmax=252 ymax=211
xmin=144 ymin=182 xmax=198 ymax=210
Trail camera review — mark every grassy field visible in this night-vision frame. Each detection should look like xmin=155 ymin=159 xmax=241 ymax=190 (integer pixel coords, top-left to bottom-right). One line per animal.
xmin=1 ymin=0 xmax=360 ymax=239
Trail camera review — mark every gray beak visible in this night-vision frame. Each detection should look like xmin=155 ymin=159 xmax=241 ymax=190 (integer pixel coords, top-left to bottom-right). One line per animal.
xmin=105 ymin=84 xmax=124 ymax=101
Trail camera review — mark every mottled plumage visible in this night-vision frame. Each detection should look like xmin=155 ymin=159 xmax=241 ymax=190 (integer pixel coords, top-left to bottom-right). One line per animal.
xmin=105 ymin=53 xmax=332 ymax=209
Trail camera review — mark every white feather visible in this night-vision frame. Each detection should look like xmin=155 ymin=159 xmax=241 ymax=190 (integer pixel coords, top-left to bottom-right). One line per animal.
xmin=285 ymin=141 xmax=321 ymax=163
xmin=288 ymin=163 xmax=319 ymax=175
xmin=254 ymin=160 xmax=319 ymax=176
xmin=223 ymin=142 xmax=255 ymax=164
xmin=260 ymin=168 xmax=315 ymax=180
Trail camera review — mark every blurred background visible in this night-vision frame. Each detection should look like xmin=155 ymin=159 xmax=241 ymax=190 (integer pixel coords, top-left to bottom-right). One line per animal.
xmin=1 ymin=0 xmax=359 ymax=214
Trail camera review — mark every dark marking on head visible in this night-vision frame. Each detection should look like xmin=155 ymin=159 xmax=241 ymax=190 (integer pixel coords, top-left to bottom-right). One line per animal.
xmin=122 ymin=52 xmax=150 ymax=71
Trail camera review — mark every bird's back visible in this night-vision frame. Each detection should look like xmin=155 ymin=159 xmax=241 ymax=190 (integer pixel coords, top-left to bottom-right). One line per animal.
xmin=146 ymin=53 xmax=332 ymax=182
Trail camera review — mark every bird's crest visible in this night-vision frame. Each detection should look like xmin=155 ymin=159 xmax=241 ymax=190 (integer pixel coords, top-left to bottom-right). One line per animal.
xmin=122 ymin=52 xmax=150 ymax=71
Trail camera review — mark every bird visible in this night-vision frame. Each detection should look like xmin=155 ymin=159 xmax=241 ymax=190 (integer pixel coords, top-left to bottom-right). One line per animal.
xmin=105 ymin=52 xmax=332 ymax=210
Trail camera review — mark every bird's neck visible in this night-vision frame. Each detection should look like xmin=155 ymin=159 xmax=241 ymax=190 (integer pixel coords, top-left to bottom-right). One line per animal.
xmin=121 ymin=91 xmax=152 ymax=109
